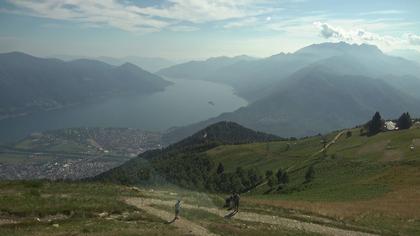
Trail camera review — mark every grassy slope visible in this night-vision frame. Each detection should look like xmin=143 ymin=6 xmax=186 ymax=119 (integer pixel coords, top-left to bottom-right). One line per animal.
xmin=206 ymin=127 xmax=420 ymax=235
xmin=1 ymin=127 xmax=419 ymax=235
xmin=0 ymin=181 xmax=180 ymax=236
xmin=0 ymin=182 xmax=321 ymax=236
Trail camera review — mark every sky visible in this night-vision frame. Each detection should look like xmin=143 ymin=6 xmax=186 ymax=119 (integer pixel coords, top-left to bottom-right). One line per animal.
xmin=0 ymin=0 xmax=419 ymax=60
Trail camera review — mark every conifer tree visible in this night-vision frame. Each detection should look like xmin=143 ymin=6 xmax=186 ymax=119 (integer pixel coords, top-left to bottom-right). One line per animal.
xmin=305 ymin=165 xmax=315 ymax=183
xmin=367 ymin=112 xmax=383 ymax=135
xmin=397 ymin=112 xmax=412 ymax=130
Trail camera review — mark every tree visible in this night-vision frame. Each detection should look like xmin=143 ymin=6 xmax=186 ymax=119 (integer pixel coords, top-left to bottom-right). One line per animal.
xmin=276 ymin=169 xmax=283 ymax=183
xmin=247 ymin=168 xmax=262 ymax=186
xmin=397 ymin=112 xmax=412 ymax=130
xmin=275 ymin=169 xmax=289 ymax=185
xmin=281 ymin=172 xmax=289 ymax=184
xmin=235 ymin=167 xmax=245 ymax=179
xmin=267 ymin=176 xmax=276 ymax=189
xmin=305 ymin=165 xmax=315 ymax=183
xmin=216 ymin=162 xmax=224 ymax=175
xmin=265 ymin=170 xmax=273 ymax=179
xmin=230 ymin=175 xmax=244 ymax=193
xmin=367 ymin=112 xmax=383 ymax=136
xmin=346 ymin=130 xmax=352 ymax=138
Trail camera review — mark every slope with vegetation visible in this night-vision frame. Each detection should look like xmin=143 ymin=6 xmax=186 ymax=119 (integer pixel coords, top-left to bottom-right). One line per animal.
xmin=2 ymin=116 xmax=420 ymax=235
xmin=94 ymin=121 xmax=283 ymax=190
xmin=95 ymin=114 xmax=420 ymax=235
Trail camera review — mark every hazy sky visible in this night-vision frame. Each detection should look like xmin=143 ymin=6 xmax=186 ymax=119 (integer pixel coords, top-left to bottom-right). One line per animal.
xmin=0 ymin=0 xmax=419 ymax=60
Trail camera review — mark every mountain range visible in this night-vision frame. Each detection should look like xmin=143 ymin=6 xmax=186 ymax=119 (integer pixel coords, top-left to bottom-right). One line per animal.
xmin=54 ymin=54 xmax=176 ymax=72
xmin=162 ymin=42 xmax=420 ymax=143
xmin=0 ymin=52 xmax=172 ymax=119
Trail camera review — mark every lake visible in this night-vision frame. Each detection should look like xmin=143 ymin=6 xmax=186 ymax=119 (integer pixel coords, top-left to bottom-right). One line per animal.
xmin=0 ymin=78 xmax=247 ymax=143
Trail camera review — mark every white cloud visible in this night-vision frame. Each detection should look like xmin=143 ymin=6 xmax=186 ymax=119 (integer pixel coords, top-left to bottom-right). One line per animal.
xmin=312 ymin=21 xmax=416 ymax=50
xmin=313 ymin=21 xmax=342 ymax=39
xmin=4 ymin=0 xmax=278 ymax=32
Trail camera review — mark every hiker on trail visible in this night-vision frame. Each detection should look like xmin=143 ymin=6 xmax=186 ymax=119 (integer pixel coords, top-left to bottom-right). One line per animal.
xmin=224 ymin=192 xmax=240 ymax=218
xmin=174 ymin=199 xmax=181 ymax=220
xmin=224 ymin=194 xmax=234 ymax=210
xmin=232 ymin=192 xmax=240 ymax=213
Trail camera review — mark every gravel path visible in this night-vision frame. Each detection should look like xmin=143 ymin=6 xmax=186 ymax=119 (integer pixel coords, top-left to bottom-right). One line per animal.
xmin=125 ymin=197 xmax=377 ymax=236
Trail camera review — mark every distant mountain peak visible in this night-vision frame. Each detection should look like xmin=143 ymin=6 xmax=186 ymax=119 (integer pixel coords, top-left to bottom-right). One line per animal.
xmin=296 ymin=41 xmax=383 ymax=55
xmin=169 ymin=121 xmax=282 ymax=148
xmin=117 ymin=62 xmax=147 ymax=72
xmin=0 ymin=51 xmax=45 ymax=61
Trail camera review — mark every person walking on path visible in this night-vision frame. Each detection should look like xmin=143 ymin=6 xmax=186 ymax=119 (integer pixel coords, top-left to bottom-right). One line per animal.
xmin=174 ymin=199 xmax=181 ymax=220
xmin=233 ymin=193 xmax=240 ymax=214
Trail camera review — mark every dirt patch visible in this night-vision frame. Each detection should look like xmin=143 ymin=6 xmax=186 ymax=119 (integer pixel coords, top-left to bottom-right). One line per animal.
xmin=125 ymin=198 xmax=218 ymax=236
xmin=413 ymin=139 xmax=420 ymax=147
xmin=381 ymin=150 xmax=403 ymax=162
xmin=0 ymin=218 xmax=18 ymax=225
xmin=357 ymin=140 xmax=389 ymax=155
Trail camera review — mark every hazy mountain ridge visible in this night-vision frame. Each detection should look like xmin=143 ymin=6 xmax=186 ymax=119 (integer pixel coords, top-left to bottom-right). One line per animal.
xmin=0 ymin=52 xmax=172 ymax=119
xmin=54 ymin=54 xmax=176 ymax=72
xmin=159 ymin=42 xmax=420 ymax=102
xmin=163 ymin=43 xmax=420 ymax=143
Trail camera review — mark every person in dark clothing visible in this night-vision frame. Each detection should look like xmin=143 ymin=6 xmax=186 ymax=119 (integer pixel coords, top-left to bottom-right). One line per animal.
xmin=224 ymin=195 xmax=233 ymax=209
xmin=174 ymin=199 xmax=181 ymax=220
xmin=232 ymin=193 xmax=240 ymax=213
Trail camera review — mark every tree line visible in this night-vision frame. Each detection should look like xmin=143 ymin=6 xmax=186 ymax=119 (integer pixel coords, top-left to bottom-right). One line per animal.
xmin=365 ymin=111 xmax=414 ymax=136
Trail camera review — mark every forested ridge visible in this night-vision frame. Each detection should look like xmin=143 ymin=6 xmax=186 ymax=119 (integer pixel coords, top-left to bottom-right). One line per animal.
xmin=93 ymin=121 xmax=282 ymax=192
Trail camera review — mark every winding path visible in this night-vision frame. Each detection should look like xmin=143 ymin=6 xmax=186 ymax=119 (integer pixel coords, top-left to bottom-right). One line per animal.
xmin=125 ymin=197 xmax=376 ymax=236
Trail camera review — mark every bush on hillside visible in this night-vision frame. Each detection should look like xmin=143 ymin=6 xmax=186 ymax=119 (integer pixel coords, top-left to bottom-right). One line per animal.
xmin=305 ymin=165 xmax=315 ymax=183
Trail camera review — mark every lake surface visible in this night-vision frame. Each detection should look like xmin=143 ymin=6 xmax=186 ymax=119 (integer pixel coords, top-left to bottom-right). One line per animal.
xmin=0 ymin=78 xmax=247 ymax=143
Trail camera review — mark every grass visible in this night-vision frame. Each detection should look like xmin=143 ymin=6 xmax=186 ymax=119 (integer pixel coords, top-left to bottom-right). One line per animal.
xmin=0 ymin=181 xmax=137 ymax=217
xmin=204 ymin=127 xmax=420 ymax=235
xmin=2 ymin=127 xmax=420 ymax=235
xmin=0 ymin=181 xmax=182 ymax=236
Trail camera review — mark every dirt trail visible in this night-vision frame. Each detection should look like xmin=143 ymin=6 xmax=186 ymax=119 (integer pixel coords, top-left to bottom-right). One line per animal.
xmin=125 ymin=198 xmax=218 ymax=236
xmin=286 ymin=130 xmax=347 ymax=173
xmin=315 ymin=130 xmax=346 ymax=156
xmin=126 ymin=197 xmax=377 ymax=236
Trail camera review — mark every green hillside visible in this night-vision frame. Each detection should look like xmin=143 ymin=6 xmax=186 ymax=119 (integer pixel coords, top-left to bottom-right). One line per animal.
xmin=2 ymin=123 xmax=420 ymax=235
xmin=209 ymin=126 xmax=420 ymax=200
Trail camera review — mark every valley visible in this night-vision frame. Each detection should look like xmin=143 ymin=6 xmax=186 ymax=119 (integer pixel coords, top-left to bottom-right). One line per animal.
xmin=0 ymin=128 xmax=161 ymax=180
